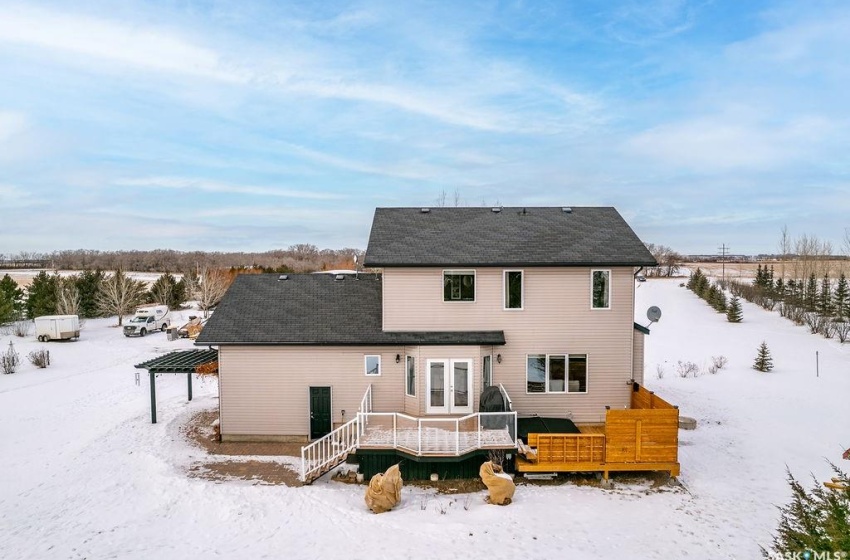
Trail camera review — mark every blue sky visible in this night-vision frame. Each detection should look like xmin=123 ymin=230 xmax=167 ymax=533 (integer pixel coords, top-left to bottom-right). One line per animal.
xmin=0 ymin=0 xmax=847 ymax=255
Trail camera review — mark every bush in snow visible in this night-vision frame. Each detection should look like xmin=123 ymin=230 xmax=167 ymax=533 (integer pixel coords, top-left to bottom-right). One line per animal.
xmin=1 ymin=340 xmax=20 ymax=374
xmin=676 ymin=360 xmax=700 ymax=378
xmin=708 ymin=355 xmax=728 ymax=375
xmin=12 ymin=320 xmax=31 ymax=337
xmin=804 ymin=312 xmax=827 ymax=335
xmin=753 ymin=342 xmax=774 ymax=372
xmin=833 ymin=320 xmax=850 ymax=343
xmin=726 ymin=296 xmax=743 ymax=323
xmin=27 ymin=349 xmax=50 ymax=369
xmin=656 ymin=364 xmax=665 ymax=380
xmin=763 ymin=464 xmax=849 ymax=557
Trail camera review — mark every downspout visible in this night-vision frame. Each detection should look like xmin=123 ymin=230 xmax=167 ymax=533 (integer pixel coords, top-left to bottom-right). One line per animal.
xmin=630 ymin=267 xmax=644 ymax=383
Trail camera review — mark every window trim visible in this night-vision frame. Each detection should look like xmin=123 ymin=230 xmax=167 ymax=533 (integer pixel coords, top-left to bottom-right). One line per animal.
xmin=405 ymin=355 xmax=416 ymax=397
xmin=364 ymin=354 xmax=382 ymax=376
xmin=482 ymin=354 xmax=492 ymax=388
xmin=442 ymin=269 xmax=477 ymax=303
xmin=591 ymin=269 xmax=612 ymax=310
xmin=502 ymin=269 xmax=524 ymax=311
xmin=525 ymin=353 xmax=589 ymax=394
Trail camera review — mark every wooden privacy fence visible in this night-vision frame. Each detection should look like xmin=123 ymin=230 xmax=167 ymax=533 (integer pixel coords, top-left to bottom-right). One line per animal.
xmin=516 ymin=384 xmax=680 ymax=478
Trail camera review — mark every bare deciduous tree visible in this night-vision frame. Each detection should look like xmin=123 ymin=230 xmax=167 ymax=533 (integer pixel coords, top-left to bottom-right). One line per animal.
xmin=644 ymin=243 xmax=683 ymax=277
xmin=56 ymin=277 xmax=81 ymax=319
xmin=188 ymin=268 xmax=233 ymax=318
xmin=96 ymin=270 xmax=147 ymax=326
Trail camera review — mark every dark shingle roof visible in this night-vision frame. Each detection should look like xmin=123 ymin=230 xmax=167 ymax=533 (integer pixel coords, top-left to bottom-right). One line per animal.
xmin=195 ymin=273 xmax=505 ymax=346
xmin=364 ymin=207 xmax=656 ymax=267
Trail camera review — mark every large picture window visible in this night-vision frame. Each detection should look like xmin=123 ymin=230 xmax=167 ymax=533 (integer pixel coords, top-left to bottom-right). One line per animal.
xmin=406 ymin=355 xmax=416 ymax=396
xmin=592 ymin=270 xmax=611 ymax=309
xmin=443 ymin=270 xmax=475 ymax=302
xmin=527 ymin=354 xmax=586 ymax=393
xmin=504 ymin=270 xmax=523 ymax=309
xmin=365 ymin=355 xmax=381 ymax=376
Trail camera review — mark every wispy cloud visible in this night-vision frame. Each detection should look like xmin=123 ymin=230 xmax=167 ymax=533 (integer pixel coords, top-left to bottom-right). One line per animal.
xmin=114 ymin=177 xmax=347 ymax=200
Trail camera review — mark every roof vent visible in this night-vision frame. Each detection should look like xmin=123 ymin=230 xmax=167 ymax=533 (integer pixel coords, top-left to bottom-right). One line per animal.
xmin=491 ymin=207 xmax=501 ymax=213
xmin=278 ymin=274 xmax=288 ymax=281
xmin=562 ymin=207 xmax=572 ymax=214
xmin=334 ymin=274 xmax=345 ymax=281
xmin=420 ymin=207 xmax=430 ymax=213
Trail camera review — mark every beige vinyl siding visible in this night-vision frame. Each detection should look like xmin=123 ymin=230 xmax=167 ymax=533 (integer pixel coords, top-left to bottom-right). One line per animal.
xmin=633 ymin=330 xmax=645 ymax=385
xmin=382 ymin=267 xmax=636 ymax=423
xmin=219 ymin=345 xmax=404 ymax=439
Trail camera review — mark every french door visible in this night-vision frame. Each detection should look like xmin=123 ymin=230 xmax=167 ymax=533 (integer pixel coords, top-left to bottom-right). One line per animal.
xmin=426 ymin=359 xmax=473 ymax=414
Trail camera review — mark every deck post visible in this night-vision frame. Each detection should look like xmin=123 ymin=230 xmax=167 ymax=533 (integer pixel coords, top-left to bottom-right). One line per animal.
xmin=149 ymin=371 xmax=157 ymax=424
xmin=187 ymin=373 xmax=193 ymax=401
xmin=417 ymin=420 xmax=422 ymax=454
xmin=356 ymin=414 xmax=361 ymax=447
xmin=455 ymin=419 xmax=460 ymax=455
xmin=477 ymin=415 xmax=481 ymax=449
xmin=393 ymin=414 xmax=397 ymax=449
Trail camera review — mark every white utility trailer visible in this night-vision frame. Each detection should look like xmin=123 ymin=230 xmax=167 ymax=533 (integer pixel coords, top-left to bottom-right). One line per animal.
xmin=34 ymin=315 xmax=81 ymax=342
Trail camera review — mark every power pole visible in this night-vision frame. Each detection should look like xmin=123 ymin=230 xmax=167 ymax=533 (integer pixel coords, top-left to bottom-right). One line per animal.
xmin=718 ymin=244 xmax=729 ymax=282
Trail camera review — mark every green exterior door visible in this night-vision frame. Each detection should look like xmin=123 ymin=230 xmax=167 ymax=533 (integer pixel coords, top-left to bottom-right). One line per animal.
xmin=309 ymin=386 xmax=332 ymax=439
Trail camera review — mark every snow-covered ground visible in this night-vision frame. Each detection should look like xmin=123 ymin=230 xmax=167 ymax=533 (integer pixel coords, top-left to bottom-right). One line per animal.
xmin=1 ymin=269 xmax=174 ymax=287
xmin=0 ymin=280 xmax=847 ymax=559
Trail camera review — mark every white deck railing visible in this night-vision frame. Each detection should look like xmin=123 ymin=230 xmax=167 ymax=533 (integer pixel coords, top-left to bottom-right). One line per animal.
xmin=498 ymin=383 xmax=513 ymax=411
xmin=356 ymin=411 xmax=517 ymax=456
xmin=300 ymin=384 xmax=517 ymax=482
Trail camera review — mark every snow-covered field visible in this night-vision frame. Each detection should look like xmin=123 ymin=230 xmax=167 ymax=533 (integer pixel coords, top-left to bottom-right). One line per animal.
xmin=1 ymin=269 xmax=173 ymax=287
xmin=1 ymin=280 xmax=848 ymax=559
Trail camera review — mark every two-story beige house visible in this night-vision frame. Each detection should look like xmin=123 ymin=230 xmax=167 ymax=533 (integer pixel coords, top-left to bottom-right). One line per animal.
xmin=196 ymin=206 xmax=663 ymax=482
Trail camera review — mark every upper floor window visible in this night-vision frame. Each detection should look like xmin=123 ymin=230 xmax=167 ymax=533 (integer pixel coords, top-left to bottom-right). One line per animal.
xmin=591 ymin=270 xmax=611 ymax=309
xmin=365 ymin=355 xmax=381 ymax=376
xmin=443 ymin=270 xmax=475 ymax=302
xmin=504 ymin=270 xmax=523 ymax=310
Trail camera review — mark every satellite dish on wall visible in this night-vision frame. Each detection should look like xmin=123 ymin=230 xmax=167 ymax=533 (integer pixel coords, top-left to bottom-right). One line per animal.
xmin=646 ymin=306 xmax=662 ymax=323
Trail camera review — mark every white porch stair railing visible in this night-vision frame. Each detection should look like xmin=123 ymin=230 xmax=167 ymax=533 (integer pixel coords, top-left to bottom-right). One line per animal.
xmin=300 ymin=385 xmax=372 ymax=484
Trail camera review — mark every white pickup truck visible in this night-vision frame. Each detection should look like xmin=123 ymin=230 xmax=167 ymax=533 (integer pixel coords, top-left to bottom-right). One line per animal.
xmin=123 ymin=305 xmax=172 ymax=337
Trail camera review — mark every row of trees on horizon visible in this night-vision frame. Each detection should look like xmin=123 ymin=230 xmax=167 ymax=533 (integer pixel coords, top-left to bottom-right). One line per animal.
xmin=0 ymin=245 xmax=364 ymax=274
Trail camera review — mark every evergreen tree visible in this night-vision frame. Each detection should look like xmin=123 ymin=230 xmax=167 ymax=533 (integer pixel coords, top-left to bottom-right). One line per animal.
xmin=804 ymin=273 xmax=818 ymax=311
xmin=774 ymin=277 xmax=785 ymax=302
xmin=706 ymin=283 xmax=718 ymax=306
xmin=833 ymin=273 xmax=849 ymax=321
xmin=753 ymin=341 xmax=774 ymax=372
xmin=696 ymin=274 xmax=710 ymax=297
xmin=25 ymin=271 xmax=58 ymax=318
xmin=713 ymin=288 xmax=728 ymax=312
xmin=0 ymin=274 xmax=25 ymax=320
xmin=74 ymin=270 xmax=104 ymax=318
xmin=816 ymin=274 xmax=834 ymax=317
xmin=754 ymin=264 xmax=764 ymax=288
xmin=764 ymin=465 xmax=850 ymax=556
xmin=0 ymin=290 xmax=14 ymax=324
xmin=727 ymin=296 xmax=743 ymax=323
xmin=148 ymin=273 xmax=184 ymax=309
xmin=687 ymin=268 xmax=702 ymax=291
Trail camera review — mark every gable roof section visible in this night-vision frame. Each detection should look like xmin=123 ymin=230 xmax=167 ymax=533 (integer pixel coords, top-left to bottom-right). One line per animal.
xmin=364 ymin=207 xmax=656 ymax=267
xmin=195 ymin=273 xmax=505 ymax=346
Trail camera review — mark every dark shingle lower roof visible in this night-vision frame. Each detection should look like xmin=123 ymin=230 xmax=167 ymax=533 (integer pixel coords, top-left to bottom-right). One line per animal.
xmin=195 ymin=273 xmax=505 ymax=346
xmin=364 ymin=207 xmax=657 ymax=268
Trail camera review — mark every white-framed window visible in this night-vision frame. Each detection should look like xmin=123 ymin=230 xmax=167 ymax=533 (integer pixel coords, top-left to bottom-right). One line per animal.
xmin=405 ymin=355 xmax=416 ymax=396
xmin=591 ymin=269 xmax=611 ymax=309
xmin=482 ymin=355 xmax=492 ymax=388
xmin=503 ymin=270 xmax=523 ymax=310
xmin=443 ymin=270 xmax=476 ymax=302
xmin=568 ymin=355 xmax=588 ymax=393
xmin=365 ymin=355 xmax=381 ymax=376
xmin=526 ymin=354 xmax=587 ymax=394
